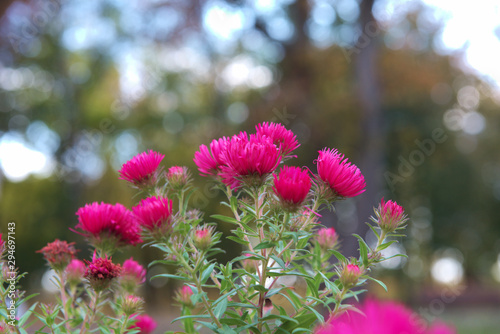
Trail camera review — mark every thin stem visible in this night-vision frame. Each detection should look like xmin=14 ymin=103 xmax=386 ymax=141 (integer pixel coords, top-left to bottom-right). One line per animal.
xmin=57 ymin=271 xmax=72 ymax=333
xmin=80 ymin=290 xmax=101 ymax=334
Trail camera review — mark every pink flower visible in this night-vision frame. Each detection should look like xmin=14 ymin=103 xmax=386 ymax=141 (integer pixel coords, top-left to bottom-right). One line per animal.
xmin=132 ymin=196 xmax=174 ymax=234
xmin=220 ymin=132 xmax=281 ymax=188
xmin=273 ymin=166 xmax=311 ymax=210
xmin=316 ymin=227 xmax=338 ymax=250
xmin=130 ymin=314 xmax=157 ymax=334
xmin=75 ymin=202 xmax=142 ymax=248
xmin=316 ymin=298 xmax=456 ymax=334
xmin=373 ymin=198 xmax=408 ymax=233
xmin=37 ymin=239 xmax=77 ymax=272
xmin=84 ymin=254 xmax=122 ymax=292
xmin=118 ymin=150 xmax=164 ymax=187
xmin=315 ymin=148 xmax=366 ymax=198
xmin=120 ymin=258 xmax=146 ymax=293
xmin=193 ymin=137 xmax=229 ymax=177
xmin=256 ymin=122 xmax=300 ymax=157
xmin=65 ymin=259 xmax=86 ymax=285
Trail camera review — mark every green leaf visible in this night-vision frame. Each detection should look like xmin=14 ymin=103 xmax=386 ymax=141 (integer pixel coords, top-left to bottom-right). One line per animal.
xmin=151 ymin=273 xmax=187 ymax=281
xmin=172 ymin=314 xmax=211 ymax=323
xmin=366 ymin=276 xmax=388 ymax=292
xmin=254 ymin=241 xmax=276 ymax=250
xmin=213 ymin=297 xmax=228 ymax=319
xmin=377 ymin=240 xmax=398 ymax=251
xmin=201 ymin=263 xmax=216 ymax=284
xmin=226 ymin=236 xmax=249 ymax=245
xmin=211 ymin=214 xmax=239 ymax=225
xmin=330 ymin=250 xmax=347 ymax=264
xmin=353 ymin=234 xmax=370 ymax=267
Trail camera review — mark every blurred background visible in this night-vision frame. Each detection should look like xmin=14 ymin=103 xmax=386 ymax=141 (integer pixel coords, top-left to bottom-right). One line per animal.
xmin=1 ymin=0 xmax=500 ymax=332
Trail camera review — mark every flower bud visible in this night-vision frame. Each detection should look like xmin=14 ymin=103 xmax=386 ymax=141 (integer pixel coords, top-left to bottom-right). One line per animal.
xmin=120 ymin=258 xmax=146 ymax=293
xmin=166 ymin=166 xmax=191 ymax=189
xmin=339 ymin=263 xmax=363 ymax=288
xmin=65 ymin=259 xmax=86 ymax=287
xmin=120 ymin=295 xmax=144 ymax=316
xmin=175 ymin=285 xmax=195 ymax=307
xmin=315 ymin=227 xmax=338 ymax=251
xmin=37 ymin=240 xmax=77 ymax=272
xmin=372 ymin=198 xmax=408 ymax=233
xmin=193 ymin=226 xmax=213 ymax=251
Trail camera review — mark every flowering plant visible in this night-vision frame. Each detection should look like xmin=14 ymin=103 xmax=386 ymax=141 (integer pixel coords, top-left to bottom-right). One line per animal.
xmin=1 ymin=122 xmax=411 ymax=333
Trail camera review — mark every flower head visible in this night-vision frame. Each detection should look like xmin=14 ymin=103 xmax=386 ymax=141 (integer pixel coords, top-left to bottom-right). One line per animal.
xmin=175 ymin=285 xmax=195 ymax=307
xmin=373 ymin=198 xmax=408 ymax=233
xmin=256 ymin=122 xmax=300 ymax=158
xmin=75 ymin=202 xmax=142 ymax=251
xmin=132 ymin=196 xmax=174 ymax=238
xmin=316 ymin=298 xmax=456 ymax=334
xmin=193 ymin=226 xmax=214 ymax=251
xmin=339 ymin=263 xmax=363 ymax=288
xmin=129 ymin=314 xmax=157 ymax=334
xmin=37 ymin=239 xmax=77 ymax=272
xmin=193 ymin=137 xmax=229 ymax=177
xmin=120 ymin=258 xmax=146 ymax=293
xmin=273 ymin=166 xmax=311 ymax=210
xmin=166 ymin=166 xmax=190 ymax=189
xmin=118 ymin=150 xmax=164 ymax=187
xmin=65 ymin=259 xmax=86 ymax=286
xmin=316 ymin=227 xmax=338 ymax=251
xmin=315 ymin=148 xmax=366 ymax=198
xmin=84 ymin=254 xmax=122 ymax=292
xmin=120 ymin=295 xmax=144 ymax=316
xmin=220 ymin=132 xmax=281 ymax=188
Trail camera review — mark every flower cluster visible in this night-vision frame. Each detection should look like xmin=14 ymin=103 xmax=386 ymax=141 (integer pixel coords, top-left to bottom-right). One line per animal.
xmin=37 ymin=239 xmax=77 ymax=272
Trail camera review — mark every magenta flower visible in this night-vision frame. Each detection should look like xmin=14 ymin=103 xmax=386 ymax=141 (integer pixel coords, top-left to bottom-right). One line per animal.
xmin=373 ymin=198 xmax=408 ymax=233
xmin=118 ymin=150 xmax=164 ymax=187
xmin=316 ymin=298 xmax=456 ymax=334
xmin=132 ymin=196 xmax=174 ymax=235
xmin=273 ymin=166 xmax=311 ymax=210
xmin=193 ymin=137 xmax=229 ymax=177
xmin=84 ymin=254 xmax=122 ymax=292
xmin=65 ymin=259 xmax=86 ymax=285
xmin=130 ymin=314 xmax=157 ymax=334
xmin=256 ymin=122 xmax=300 ymax=157
xmin=119 ymin=258 xmax=146 ymax=293
xmin=315 ymin=148 xmax=366 ymax=198
xmin=220 ymin=132 xmax=281 ymax=188
xmin=75 ymin=202 xmax=142 ymax=248
xmin=316 ymin=227 xmax=338 ymax=250
xmin=37 ymin=239 xmax=77 ymax=272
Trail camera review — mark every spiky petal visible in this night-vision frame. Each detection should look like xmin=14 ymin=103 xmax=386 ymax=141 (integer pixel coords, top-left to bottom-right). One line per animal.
xmin=118 ymin=150 xmax=164 ymax=187
xmin=273 ymin=166 xmax=311 ymax=210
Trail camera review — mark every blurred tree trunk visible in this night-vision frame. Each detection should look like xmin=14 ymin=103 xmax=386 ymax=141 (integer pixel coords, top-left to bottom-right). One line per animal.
xmin=345 ymin=0 xmax=385 ymax=256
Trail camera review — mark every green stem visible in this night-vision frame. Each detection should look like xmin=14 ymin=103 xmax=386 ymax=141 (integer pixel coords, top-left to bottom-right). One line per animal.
xmin=57 ymin=271 xmax=72 ymax=333
xmin=80 ymin=290 xmax=101 ymax=334
xmin=182 ymin=306 xmax=195 ymax=333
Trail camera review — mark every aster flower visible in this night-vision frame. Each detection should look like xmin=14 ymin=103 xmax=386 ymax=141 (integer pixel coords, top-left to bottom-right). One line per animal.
xmin=75 ymin=202 xmax=142 ymax=252
xmin=84 ymin=254 xmax=122 ymax=292
xmin=119 ymin=257 xmax=146 ymax=293
xmin=193 ymin=226 xmax=214 ymax=251
xmin=118 ymin=150 xmax=164 ymax=188
xmin=256 ymin=122 xmax=300 ymax=158
xmin=316 ymin=298 xmax=456 ymax=334
xmin=129 ymin=314 xmax=157 ymax=334
xmin=315 ymin=148 xmax=366 ymax=198
xmin=372 ymin=198 xmax=408 ymax=233
xmin=220 ymin=132 xmax=281 ymax=188
xmin=193 ymin=137 xmax=229 ymax=177
xmin=65 ymin=259 xmax=86 ymax=286
xmin=315 ymin=227 xmax=338 ymax=251
xmin=37 ymin=239 xmax=77 ymax=272
xmin=273 ymin=166 xmax=311 ymax=211
xmin=132 ymin=196 xmax=174 ymax=238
